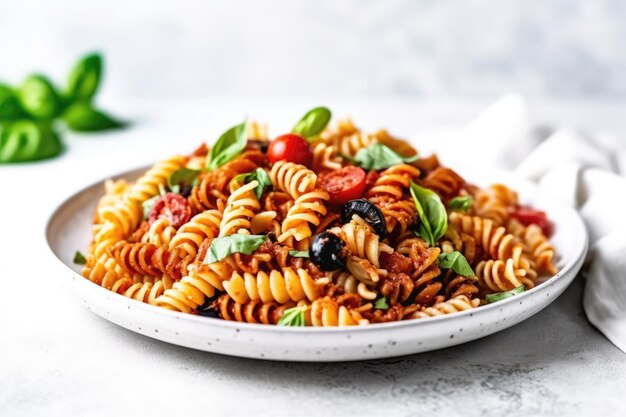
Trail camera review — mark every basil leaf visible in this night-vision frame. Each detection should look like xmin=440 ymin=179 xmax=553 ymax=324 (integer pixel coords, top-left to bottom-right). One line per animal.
xmin=206 ymin=120 xmax=248 ymax=171
xmin=18 ymin=75 xmax=62 ymax=119
xmin=204 ymin=234 xmax=267 ymax=264
xmin=292 ymin=106 xmax=331 ymax=141
xmin=62 ymin=102 xmax=126 ymax=132
xmin=374 ymin=297 xmax=389 ymax=310
xmin=486 ymin=285 xmax=525 ymax=303
xmin=409 ymin=181 xmax=448 ymax=247
xmin=168 ymin=168 xmax=201 ymax=191
xmin=0 ymin=120 xmax=63 ymax=163
xmin=437 ymin=251 xmax=475 ymax=277
xmin=277 ymin=306 xmax=306 ymax=327
xmin=232 ymin=168 xmax=272 ymax=200
xmin=289 ymin=250 xmax=310 ymax=258
xmin=142 ymin=195 xmax=159 ymax=220
xmin=73 ymin=251 xmax=87 ymax=265
xmin=354 ymin=143 xmax=419 ymax=170
xmin=449 ymin=196 xmax=473 ymax=212
xmin=66 ymin=53 xmax=102 ymax=103
xmin=0 ymin=84 xmax=26 ymax=121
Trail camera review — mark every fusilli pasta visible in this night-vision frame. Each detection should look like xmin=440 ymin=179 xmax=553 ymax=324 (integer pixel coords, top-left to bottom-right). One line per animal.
xmin=80 ymin=111 xmax=559 ymax=328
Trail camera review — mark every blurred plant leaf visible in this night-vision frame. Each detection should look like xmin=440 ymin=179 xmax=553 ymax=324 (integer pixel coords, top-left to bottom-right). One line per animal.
xmin=18 ymin=75 xmax=62 ymax=119
xmin=0 ymin=120 xmax=62 ymax=163
xmin=0 ymin=84 xmax=26 ymax=121
xmin=62 ymin=102 xmax=126 ymax=132
xmin=66 ymin=53 xmax=102 ymax=103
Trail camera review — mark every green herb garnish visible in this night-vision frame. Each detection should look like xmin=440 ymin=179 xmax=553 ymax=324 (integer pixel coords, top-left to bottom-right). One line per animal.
xmin=374 ymin=297 xmax=389 ymax=310
xmin=277 ymin=306 xmax=307 ymax=327
xmin=73 ymin=251 xmax=87 ymax=265
xmin=232 ymin=168 xmax=272 ymax=199
xmin=449 ymin=196 xmax=473 ymax=212
xmin=409 ymin=181 xmax=448 ymax=247
xmin=203 ymin=234 xmax=267 ymax=264
xmin=354 ymin=143 xmax=418 ymax=171
xmin=437 ymin=251 xmax=475 ymax=277
xmin=288 ymin=250 xmax=310 ymax=258
xmin=486 ymin=286 xmax=526 ymax=303
xmin=292 ymin=106 xmax=331 ymax=141
xmin=206 ymin=120 xmax=248 ymax=171
xmin=168 ymin=168 xmax=201 ymax=192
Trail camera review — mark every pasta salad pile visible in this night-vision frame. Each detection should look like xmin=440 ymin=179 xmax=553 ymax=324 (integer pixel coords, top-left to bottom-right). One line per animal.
xmin=78 ymin=107 xmax=558 ymax=326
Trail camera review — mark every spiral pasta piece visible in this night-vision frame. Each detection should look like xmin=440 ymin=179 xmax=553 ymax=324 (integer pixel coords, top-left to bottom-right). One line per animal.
xmin=412 ymin=295 xmax=479 ymax=318
xmin=336 ymin=132 xmax=376 ymax=158
xmin=120 ymin=276 xmax=173 ymax=305
xmin=474 ymin=184 xmax=519 ymax=225
xmin=219 ymin=180 xmax=261 ymax=236
xmin=375 ymin=199 xmax=417 ymax=235
xmin=96 ymin=201 xmax=143 ymax=241
xmin=365 ymin=164 xmax=420 ymax=202
xmin=270 ymin=161 xmax=317 ymax=199
xmin=508 ymin=220 xmax=557 ymax=275
xmin=142 ymin=218 xmax=176 ymax=246
xmin=109 ymin=241 xmax=163 ymax=277
xmin=125 ymin=156 xmax=187 ymax=204
xmin=169 ymin=210 xmax=222 ymax=258
xmin=311 ymin=142 xmax=344 ymax=172
xmin=155 ymin=261 xmax=233 ymax=313
xmin=448 ymin=212 xmax=528 ymax=268
xmin=421 ymin=167 xmax=465 ymax=201
xmin=396 ymin=237 xmax=443 ymax=305
xmin=475 ymin=258 xmax=529 ymax=292
xmin=215 ymin=294 xmax=293 ymax=324
xmin=308 ymin=296 xmax=370 ymax=326
xmin=329 ymin=221 xmax=390 ymax=267
xmin=223 ymin=267 xmax=328 ymax=304
xmin=279 ymin=189 xmax=329 ymax=242
xmin=189 ymin=151 xmax=265 ymax=213
xmin=94 ymin=179 xmax=129 ymax=223
xmin=330 ymin=271 xmax=377 ymax=300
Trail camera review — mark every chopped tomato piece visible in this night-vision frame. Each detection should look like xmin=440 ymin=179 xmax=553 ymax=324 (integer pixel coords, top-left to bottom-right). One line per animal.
xmin=319 ymin=166 xmax=367 ymax=205
xmin=149 ymin=193 xmax=192 ymax=228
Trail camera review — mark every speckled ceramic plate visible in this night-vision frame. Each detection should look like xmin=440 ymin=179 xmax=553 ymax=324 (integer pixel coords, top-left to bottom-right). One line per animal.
xmin=45 ymin=167 xmax=588 ymax=362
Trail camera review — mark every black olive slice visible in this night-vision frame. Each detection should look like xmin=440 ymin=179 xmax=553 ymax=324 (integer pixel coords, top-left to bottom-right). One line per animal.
xmin=310 ymin=231 xmax=347 ymax=271
xmin=341 ymin=199 xmax=387 ymax=237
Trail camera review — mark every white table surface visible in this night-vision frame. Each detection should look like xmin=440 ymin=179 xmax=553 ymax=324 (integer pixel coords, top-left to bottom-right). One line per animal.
xmin=1 ymin=97 xmax=625 ymax=417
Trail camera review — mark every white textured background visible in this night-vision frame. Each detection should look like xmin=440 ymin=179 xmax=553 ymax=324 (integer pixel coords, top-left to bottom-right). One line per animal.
xmin=0 ymin=0 xmax=625 ymax=100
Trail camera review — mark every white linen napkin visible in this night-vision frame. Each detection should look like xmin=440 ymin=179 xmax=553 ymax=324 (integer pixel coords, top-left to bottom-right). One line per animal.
xmin=441 ymin=95 xmax=626 ymax=352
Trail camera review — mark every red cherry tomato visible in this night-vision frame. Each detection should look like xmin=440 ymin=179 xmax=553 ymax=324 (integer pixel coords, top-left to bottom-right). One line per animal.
xmin=319 ymin=166 xmax=367 ymax=205
xmin=149 ymin=193 xmax=192 ymax=228
xmin=267 ymin=133 xmax=313 ymax=166
xmin=510 ymin=206 xmax=553 ymax=236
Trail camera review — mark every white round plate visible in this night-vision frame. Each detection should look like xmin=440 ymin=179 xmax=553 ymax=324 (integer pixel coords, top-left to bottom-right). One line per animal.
xmin=45 ymin=167 xmax=588 ymax=362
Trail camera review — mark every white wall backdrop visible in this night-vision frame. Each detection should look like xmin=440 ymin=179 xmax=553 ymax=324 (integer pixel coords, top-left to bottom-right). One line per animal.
xmin=0 ymin=0 xmax=624 ymax=100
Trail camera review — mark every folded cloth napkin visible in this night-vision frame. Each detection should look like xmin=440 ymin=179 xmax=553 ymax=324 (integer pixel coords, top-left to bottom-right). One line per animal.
xmin=438 ymin=95 xmax=626 ymax=352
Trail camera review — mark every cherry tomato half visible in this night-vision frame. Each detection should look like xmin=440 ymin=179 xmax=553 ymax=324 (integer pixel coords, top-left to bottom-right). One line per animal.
xmin=319 ymin=166 xmax=367 ymax=205
xmin=149 ymin=193 xmax=192 ymax=228
xmin=267 ymin=133 xmax=313 ymax=166
xmin=510 ymin=206 xmax=553 ymax=236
